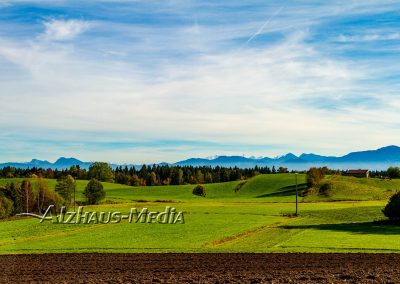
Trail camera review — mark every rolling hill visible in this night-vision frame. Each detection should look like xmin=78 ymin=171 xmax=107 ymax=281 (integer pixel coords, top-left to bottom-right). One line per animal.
xmin=303 ymin=175 xmax=399 ymax=202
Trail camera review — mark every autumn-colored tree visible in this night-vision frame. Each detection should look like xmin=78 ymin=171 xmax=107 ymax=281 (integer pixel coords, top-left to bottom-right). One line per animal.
xmin=20 ymin=179 xmax=34 ymax=213
xmin=34 ymin=177 xmax=64 ymax=213
xmin=306 ymin=167 xmax=325 ymax=187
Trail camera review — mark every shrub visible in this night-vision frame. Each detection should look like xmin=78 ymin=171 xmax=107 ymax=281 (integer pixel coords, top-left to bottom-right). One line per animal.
xmin=234 ymin=180 xmax=247 ymax=192
xmin=0 ymin=194 xmax=13 ymax=219
xmin=318 ymin=182 xmax=332 ymax=197
xmin=84 ymin=179 xmax=106 ymax=205
xmin=382 ymin=191 xmax=400 ymax=221
xmin=192 ymin=185 xmax=206 ymax=197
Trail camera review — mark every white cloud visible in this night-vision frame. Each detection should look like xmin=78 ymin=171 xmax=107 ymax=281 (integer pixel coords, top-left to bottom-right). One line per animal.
xmin=337 ymin=33 xmax=400 ymax=42
xmin=0 ymin=30 xmax=391 ymax=161
xmin=1 ymin=1 xmax=400 ymax=162
xmin=41 ymin=19 xmax=91 ymax=41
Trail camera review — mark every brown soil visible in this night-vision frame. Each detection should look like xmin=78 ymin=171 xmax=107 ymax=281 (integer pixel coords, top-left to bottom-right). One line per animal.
xmin=1 ymin=253 xmax=399 ymax=283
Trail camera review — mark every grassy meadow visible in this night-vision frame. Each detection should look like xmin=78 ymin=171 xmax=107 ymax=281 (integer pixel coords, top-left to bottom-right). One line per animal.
xmin=1 ymin=174 xmax=400 ymax=254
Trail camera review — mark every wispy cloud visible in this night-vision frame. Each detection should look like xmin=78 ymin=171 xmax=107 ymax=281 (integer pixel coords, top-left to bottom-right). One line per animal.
xmin=0 ymin=1 xmax=400 ymax=162
xmin=40 ymin=19 xmax=91 ymax=41
xmin=337 ymin=33 xmax=400 ymax=42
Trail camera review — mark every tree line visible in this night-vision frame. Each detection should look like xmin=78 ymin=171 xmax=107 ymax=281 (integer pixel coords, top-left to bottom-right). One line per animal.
xmin=305 ymin=166 xmax=400 ymax=188
xmin=0 ymin=175 xmax=106 ymax=219
xmin=0 ymin=162 xmax=291 ymax=186
xmin=1 ymin=163 xmax=397 ymax=187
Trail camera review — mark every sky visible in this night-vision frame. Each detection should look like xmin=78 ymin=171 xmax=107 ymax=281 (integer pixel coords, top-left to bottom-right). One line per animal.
xmin=0 ymin=0 xmax=400 ymax=164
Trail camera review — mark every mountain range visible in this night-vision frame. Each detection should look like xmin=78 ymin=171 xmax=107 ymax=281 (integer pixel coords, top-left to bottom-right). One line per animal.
xmin=1 ymin=145 xmax=400 ymax=170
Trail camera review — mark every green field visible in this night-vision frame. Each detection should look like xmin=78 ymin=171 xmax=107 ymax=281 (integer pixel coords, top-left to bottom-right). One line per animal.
xmin=1 ymin=174 xmax=399 ymax=254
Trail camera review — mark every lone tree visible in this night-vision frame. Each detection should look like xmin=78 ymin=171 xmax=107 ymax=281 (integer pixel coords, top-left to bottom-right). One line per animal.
xmin=55 ymin=175 xmax=76 ymax=209
xmin=382 ymin=191 xmax=400 ymax=221
xmin=192 ymin=185 xmax=206 ymax=197
xmin=88 ymin=162 xmax=114 ymax=182
xmin=84 ymin=179 xmax=105 ymax=205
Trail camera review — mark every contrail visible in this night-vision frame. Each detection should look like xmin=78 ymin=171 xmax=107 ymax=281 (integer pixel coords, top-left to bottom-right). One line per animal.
xmin=245 ymin=6 xmax=284 ymax=45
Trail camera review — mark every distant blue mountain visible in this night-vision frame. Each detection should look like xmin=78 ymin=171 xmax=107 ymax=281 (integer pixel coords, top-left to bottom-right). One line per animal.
xmin=53 ymin=157 xmax=92 ymax=169
xmin=175 ymin=146 xmax=400 ymax=170
xmin=298 ymin=153 xmax=334 ymax=162
xmin=1 ymin=145 xmax=400 ymax=170
xmin=0 ymin=157 xmax=92 ymax=170
xmin=275 ymin=153 xmax=297 ymax=162
xmin=331 ymin=145 xmax=400 ymax=162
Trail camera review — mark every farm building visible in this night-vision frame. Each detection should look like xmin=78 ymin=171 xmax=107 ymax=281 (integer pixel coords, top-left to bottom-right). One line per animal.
xmin=344 ymin=169 xmax=369 ymax=178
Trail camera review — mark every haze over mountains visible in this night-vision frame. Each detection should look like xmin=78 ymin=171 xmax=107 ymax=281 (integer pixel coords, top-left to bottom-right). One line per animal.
xmin=1 ymin=146 xmax=400 ymax=171
xmin=175 ymin=146 xmax=400 ymax=170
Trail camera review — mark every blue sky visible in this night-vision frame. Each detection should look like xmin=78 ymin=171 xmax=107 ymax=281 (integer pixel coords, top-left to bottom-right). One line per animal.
xmin=0 ymin=0 xmax=400 ymax=163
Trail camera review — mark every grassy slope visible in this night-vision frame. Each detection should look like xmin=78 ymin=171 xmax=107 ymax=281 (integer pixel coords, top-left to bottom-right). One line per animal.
xmin=0 ymin=174 xmax=307 ymax=203
xmin=1 ymin=174 xmax=399 ymax=254
xmin=304 ymin=175 xmax=398 ymax=202
xmin=237 ymin=173 xmax=307 ymax=202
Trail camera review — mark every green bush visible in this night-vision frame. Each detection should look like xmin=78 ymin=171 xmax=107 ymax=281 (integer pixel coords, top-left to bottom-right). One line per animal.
xmin=234 ymin=180 xmax=247 ymax=192
xmin=0 ymin=194 xmax=13 ymax=219
xmin=84 ymin=179 xmax=106 ymax=205
xmin=192 ymin=185 xmax=206 ymax=197
xmin=382 ymin=191 xmax=400 ymax=221
xmin=318 ymin=182 xmax=332 ymax=197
